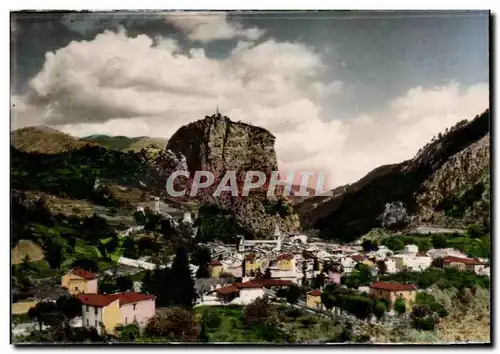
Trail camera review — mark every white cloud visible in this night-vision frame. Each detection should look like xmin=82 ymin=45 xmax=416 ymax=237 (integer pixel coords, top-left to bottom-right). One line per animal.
xmin=163 ymin=12 xmax=266 ymax=42
xmin=12 ymin=26 xmax=488 ymax=190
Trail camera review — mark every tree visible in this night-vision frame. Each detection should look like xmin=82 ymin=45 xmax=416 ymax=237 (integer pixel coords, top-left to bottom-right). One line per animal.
xmin=264 ymin=268 xmax=272 ymax=279
xmin=301 ymin=261 xmax=308 ymax=288
xmin=116 ymin=324 xmax=141 ymax=341
xmin=56 ymin=295 xmax=82 ymax=325
xmin=170 ymin=247 xmax=198 ymax=308
xmin=286 ymin=284 xmax=301 ymax=305
xmin=362 ymin=239 xmax=378 ymax=252
xmin=313 ymin=258 xmax=320 ymax=271
xmin=418 ymin=239 xmax=433 ymax=253
xmin=411 ymin=305 xmax=438 ymax=331
xmin=431 ymin=234 xmax=447 ymax=249
xmin=394 ymin=297 xmax=406 ymax=315
xmin=122 ymin=238 xmax=138 ymax=259
xmin=354 ymin=263 xmax=373 ymax=285
xmin=343 ymin=295 xmax=374 ymax=321
xmin=133 ymin=211 xmax=147 ymax=226
xmin=243 ymin=297 xmax=276 ymax=325
xmin=28 ymin=301 xmax=64 ymax=331
xmin=145 ymin=308 xmax=199 ymax=342
xmin=45 ymin=240 xmax=64 ymax=269
xmin=373 ymin=300 xmax=387 ymax=320
xmin=200 ymin=309 xmax=222 ymax=330
xmin=377 ymin=261 xmax=388 ymax=275
xmin=99 ymin=274 xmax=117 ymax=294
xmin=116 ymin=276 xmax=134 ymax=292
xmin=466 ymin=224 xmax=484 ymax=239
xmin=431 ymin=257 xmax=444 ymax=269
xmin=320 ymin=289 xmax=335 ymax=311
xmin=196 ymin=263 xmax=210 ymax=279
xmin=191 ymin=246 xmax=212 ymax=266
xmin=311 ymin=273 xmax=325 ymax=290
xmin=383 ymin=237 xmax=405 ymax=252
xmin=71 ymin=258 xmax=99 ymax=273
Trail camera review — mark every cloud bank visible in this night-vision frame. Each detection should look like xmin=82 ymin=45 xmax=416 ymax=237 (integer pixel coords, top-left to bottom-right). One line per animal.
xmin=12 ymin=14 xmax=489 ymax=189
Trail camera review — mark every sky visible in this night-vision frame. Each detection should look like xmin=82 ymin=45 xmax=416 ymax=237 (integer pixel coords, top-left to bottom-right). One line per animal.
xmin=10 ymin=11 xmax=490 ymax=188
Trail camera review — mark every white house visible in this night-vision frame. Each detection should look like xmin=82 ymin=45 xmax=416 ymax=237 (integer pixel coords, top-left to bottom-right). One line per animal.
xmin=404 ymin=244 xmax=419 ymax=255
xmin=390 ymin=253 xmax=431 ymax=272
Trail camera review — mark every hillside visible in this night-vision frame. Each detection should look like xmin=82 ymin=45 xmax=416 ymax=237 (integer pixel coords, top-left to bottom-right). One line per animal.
xmin=81 ymin=135 xmax=168 ymax=153
xmin=11 ymin=126 xmax=99 ymax=154
xmin=296 ymin=109 xmax=490 ymax=242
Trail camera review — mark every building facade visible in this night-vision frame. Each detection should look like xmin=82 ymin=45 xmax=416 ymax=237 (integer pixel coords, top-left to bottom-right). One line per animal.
xmin=369 ymin=281 xmax=417 ymax=309
xmin=77 ymin=292 xmax=155 ymax=336
xmin=61 ymin=269 xmax=98 ymax=295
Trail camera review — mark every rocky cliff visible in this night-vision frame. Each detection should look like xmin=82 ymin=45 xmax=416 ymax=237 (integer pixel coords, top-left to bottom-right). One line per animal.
xmin=296 ymin=109 xmax=490 ymax=242
xmin=158 ymin=113 xmax=301 ymax=238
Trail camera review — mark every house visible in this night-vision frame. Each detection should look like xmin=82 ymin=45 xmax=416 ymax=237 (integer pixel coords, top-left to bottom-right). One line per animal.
xmin=214 ymin=279 xmax=293 ymax=305
xmin=61 ymin=269 xmax=98 ymax=295
xmin=77 ymin=292 xmax=155 ymax=336
xmin=443 ymin=256 xmax=486 ymax=273
xmin=427 ymin=248 xmax=468 ymax=260
xmin=209 ymin=259 xmax=224 ymax=278
xmin=390 ymin=253 xmax=431 ymax=272
xmin=244 ymin=254 xmax=261 ymax=277
xmin=369 ymin=281 xmax=417 ymax=309
xmin=276 ymin=254 xmax=295 ymax=271
xmin=325 ymin=271 xmax=341 ymax=285
xmin=404 ymin=244 xmax=419 ymax=255
xmin=223 ymin=259 xmax=243 ymax=278
xmin=306 ymin=289 xmax=323 ymax=309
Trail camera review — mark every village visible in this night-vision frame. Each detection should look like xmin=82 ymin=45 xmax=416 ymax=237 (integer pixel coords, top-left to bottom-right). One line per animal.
xmin=12 ymin=197 xmax=490 ymax=341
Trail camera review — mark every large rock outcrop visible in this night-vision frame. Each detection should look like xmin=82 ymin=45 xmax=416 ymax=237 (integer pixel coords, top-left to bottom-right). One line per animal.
xmin=158 ymin=113 xmax=300 ymax=238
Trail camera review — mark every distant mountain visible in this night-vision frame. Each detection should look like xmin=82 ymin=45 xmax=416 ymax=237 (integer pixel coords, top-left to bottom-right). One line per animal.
xmin=11 ymin=126 xmax=98 ymax=154
xmin=81 ymin=134 xmax=168 ymax=152
xmin=295 ymin=109 xmax=490 ymax=242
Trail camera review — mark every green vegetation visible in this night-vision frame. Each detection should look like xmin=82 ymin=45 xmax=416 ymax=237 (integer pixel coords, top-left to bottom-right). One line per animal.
xmin=194 ymin=203 xmax=250 ymax=243
xmin=11 ymin=145 xmax=154 ymax=206
xmin=380 ymin=229 xmax=490 ymax=259
xmin=379 ymin=267 xmax=489 ymax=290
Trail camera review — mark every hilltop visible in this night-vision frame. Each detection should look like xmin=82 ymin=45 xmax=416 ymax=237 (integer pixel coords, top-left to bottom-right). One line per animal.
xmin=81 ymin=135 xmax=168 ymax=153
xmin=11 ymin=126 xmax=99 ymax=154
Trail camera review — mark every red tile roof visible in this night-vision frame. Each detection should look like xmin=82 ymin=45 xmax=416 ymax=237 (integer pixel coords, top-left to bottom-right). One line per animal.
xmin=76 ymin=292 xmax=155 ymax=307
xmin=276 ymin=254 xmax=294 ymax=261
xmin=245 ymin=254 xmax=256 ymax=260
xmin=308 ymin=289 xmax=322 ymax=296
xmin=214 ymin=284 xmax=239 ymax=295
xmin=370 ymin=281 xmax=417 ymax=292
xmin=71 ymin=269 xmax=97 ymax=280
xmin=443 ymin=256 xmax=485 ymax=266
xmin=210 ymin=259 xmax=223 ymax=266
xmin=351 ymin=254 xmax=365 ymax=262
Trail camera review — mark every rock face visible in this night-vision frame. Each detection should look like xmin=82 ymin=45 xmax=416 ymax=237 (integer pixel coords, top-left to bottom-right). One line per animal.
xmin=415 ymin=133 xmax=490 ymax=226
xmin=296 ymin=109 xmax=490 ymax=242
xmin=160 ymin=113 xmax=300 ymax=237
xmin=166 ymin=113 xmax=278 ymax=180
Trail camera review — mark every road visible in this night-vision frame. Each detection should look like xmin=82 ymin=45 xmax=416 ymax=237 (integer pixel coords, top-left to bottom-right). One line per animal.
xmin=409 ymin=226 xmax=464 ymax=235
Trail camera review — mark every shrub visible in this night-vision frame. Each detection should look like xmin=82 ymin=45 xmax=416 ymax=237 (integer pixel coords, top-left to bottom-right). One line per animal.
xmin=200 ymin=310 xmax=222 ymax=330
xmin=394 ymin=298 xmax=406 ymax=315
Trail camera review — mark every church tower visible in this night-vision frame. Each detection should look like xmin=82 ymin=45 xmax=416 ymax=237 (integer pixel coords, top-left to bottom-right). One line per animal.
xmin=274 ymin=224 xmax=282 ymax=252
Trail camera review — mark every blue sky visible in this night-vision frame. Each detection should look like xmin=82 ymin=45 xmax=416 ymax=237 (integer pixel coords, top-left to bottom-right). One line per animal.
xmin=11 ymin=11 xmax=490 ymax=187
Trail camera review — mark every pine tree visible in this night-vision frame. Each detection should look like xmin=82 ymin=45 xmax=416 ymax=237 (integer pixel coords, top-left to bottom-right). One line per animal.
xmin=196 ymin=263 xmax=210 ymax=279
xmin=170 ymin=247 xmax=198 ymax=309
